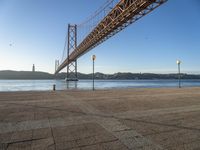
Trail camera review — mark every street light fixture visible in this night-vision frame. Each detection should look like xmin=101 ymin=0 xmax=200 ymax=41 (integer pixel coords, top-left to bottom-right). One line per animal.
xmin=92 ymin=55 xmax=96 ymax=91
xmin=176 ymin=60 xmax=181 ymax=88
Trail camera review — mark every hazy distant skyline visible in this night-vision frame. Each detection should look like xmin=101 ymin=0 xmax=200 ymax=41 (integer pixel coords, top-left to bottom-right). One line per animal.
xmin=0 ymin=0 xmax=200 ymax=74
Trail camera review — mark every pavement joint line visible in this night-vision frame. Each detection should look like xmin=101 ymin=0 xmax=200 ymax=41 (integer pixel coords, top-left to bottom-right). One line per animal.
xmin=48 ymin=117 xmax=57 ymax=150
xmin=5 ymin=137 xmax=44 ymax=146
xmin=75 ymin=139 xmax=119 ymax=149
xmin=3 ymin=102 xmax=87 ymax=116
xmin=121 ymin=118 xmax=200 ymax=132
xmin=114 ymin=104 xmax=200 ymax=118
xmin=140 ymin=128 xmax=180 ymax=136
xmin=69 ymin=92 xmax=200 ymax=101
xmin=96 ymin=117 xmax=163 ymax=150
xmin=0 ymin=116 xmax=95 ymax=134
xmin=70 ymin=100 xmax=110 ymax=117
xmin=1 ymin=111 xmax=200 ymax=135
xmin=59 ymin=93 xmax=200 ymax=122
xmin=64 ymin=96 xmax=164 ymax=150
xmin=59 ymin=94 xmax=200 ymax=146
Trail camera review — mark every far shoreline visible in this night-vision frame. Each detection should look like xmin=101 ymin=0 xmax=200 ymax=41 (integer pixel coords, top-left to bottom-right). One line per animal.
xmin=1 ymin=70 xmax=200 ymax=80
xmin=0 ymin=86 xmax=200 ymax=93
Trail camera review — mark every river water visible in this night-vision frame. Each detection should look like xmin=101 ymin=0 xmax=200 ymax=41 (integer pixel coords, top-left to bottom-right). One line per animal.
xmin=0 ymin=79 xmax=200 ymax=91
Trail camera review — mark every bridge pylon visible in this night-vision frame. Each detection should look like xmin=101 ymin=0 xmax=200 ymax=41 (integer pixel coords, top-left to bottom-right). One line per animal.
xmin=66 ymin=24 xmax=78 ymax=81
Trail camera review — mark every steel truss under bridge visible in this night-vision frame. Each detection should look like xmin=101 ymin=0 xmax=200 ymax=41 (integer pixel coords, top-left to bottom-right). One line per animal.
xmin=55 ymin=0 xmax=167 ymax=75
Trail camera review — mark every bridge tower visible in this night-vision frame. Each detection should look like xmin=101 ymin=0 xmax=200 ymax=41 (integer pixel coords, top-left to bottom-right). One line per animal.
xmin=66 ymin=24 xmax=78 ymax=81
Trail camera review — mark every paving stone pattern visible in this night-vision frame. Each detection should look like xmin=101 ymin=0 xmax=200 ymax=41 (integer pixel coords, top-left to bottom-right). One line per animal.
xmin=0 ymin=88 xmax=200 ymax=149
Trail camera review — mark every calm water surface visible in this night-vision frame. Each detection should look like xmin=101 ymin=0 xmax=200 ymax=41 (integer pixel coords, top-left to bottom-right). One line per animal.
xmin=0 ymin=79 xmax=200 ymax=91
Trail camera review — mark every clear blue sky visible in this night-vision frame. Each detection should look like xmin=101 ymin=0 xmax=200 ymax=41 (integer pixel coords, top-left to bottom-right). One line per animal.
xmin=0 ymin=0 xmax=200 ymax=74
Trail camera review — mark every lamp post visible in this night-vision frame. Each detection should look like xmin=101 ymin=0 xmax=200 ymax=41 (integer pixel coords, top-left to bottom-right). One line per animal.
xmin=92 ymin=55 xmax=96 ymax=91
xmin=176 ymin=60 xmax=181 ymax=88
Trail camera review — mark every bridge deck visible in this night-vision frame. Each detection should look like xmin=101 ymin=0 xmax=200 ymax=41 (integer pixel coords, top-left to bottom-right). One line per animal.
xmin=55 ymin=0 xmax=167 ymax=74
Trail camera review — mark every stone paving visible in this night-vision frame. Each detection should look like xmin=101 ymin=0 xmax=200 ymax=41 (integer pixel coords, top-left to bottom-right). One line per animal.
xmin=0 ymin=87 xmax=200 ymax=149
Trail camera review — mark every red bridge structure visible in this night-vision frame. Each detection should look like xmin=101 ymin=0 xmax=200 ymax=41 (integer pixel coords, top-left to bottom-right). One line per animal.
xmin=55 ymin=0 xmax=167 ymax=81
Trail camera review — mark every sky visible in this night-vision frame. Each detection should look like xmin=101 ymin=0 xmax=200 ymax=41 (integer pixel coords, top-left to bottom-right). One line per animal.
xmin=0 ymin=0 xmax=200 ymax=74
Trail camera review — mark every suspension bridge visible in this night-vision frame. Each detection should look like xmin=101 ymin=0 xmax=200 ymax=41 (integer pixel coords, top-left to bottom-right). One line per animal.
xmin=55 ymin=0 xmax=167 ymax=81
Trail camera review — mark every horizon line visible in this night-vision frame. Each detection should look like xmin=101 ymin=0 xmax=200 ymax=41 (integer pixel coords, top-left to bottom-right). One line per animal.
xmin=1 ymin=70 xmax=200 ymax=75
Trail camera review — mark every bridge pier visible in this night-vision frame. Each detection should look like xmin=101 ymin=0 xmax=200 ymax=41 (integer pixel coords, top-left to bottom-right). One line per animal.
xmin=66 ymin=24 xmax=78 ymax=81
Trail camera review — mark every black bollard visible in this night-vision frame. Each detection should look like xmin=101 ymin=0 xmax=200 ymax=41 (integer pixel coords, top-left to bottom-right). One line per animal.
xmin=53 ymin=84 xmax=56 ymax=91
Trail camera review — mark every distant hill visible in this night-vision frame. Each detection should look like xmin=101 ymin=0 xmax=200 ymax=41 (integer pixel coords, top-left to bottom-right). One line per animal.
xmin=0 ymin=70 xmax=53 ymax=79
xmin=0 ymin=70 xmax=200 ymax=80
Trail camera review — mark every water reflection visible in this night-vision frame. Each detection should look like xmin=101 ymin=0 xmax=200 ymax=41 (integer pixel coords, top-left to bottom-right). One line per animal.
xmin=0 ymin=79 xmax=200 ymax=91
xmin=66 ymin=81 xmax=78 ymax=89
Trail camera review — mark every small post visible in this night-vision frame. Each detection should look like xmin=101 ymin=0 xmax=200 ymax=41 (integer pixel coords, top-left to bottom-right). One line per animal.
xmin=176 ymin=60 xmax=181 ymax=88
xmin=53 ymin=84 xmax=56 ymax=91
xmin=92 ymin=55 xmax=96 ymax=91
